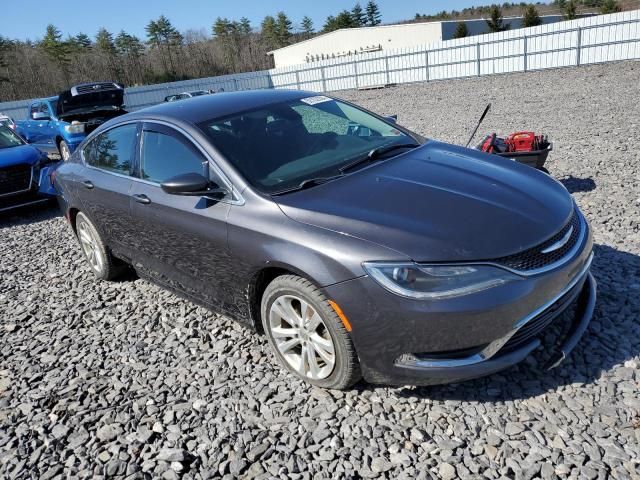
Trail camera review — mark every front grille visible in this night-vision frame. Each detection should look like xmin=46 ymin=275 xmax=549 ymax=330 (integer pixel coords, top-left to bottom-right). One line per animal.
xmin=500 ymin=278 xmax=584 ymax=353
xmin=0 ymin=164 xmax=32 ymax=196
xmin=73 ymin=82 xmax=120 ymax=95
xmin=492 ymin=209 xmax=581 ymax=272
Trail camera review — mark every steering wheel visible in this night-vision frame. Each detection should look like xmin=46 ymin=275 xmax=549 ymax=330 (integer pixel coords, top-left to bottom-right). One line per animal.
xmin=305 ymin=132 xmax=337 ymax=156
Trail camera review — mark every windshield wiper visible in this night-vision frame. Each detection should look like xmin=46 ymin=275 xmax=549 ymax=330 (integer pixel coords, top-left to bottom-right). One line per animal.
xmin=272 ymin=174 xmax=343 ymax=195
xmin=339 ymin=143 xmax=419 ymax=173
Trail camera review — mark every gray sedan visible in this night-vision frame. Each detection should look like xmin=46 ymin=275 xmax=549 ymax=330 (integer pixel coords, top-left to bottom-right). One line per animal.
xmin=53 ymin=89 xmax=595 ymax=389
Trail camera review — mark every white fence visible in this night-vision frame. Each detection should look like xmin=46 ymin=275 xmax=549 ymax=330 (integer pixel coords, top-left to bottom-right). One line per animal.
xmin=1 ymin=10 xmax=639 ymax=120
xmin=268 ymin=9 xmax=640 ymax=90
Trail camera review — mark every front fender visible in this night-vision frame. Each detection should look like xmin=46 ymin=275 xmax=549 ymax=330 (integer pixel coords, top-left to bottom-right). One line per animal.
xmin=227 ymin=193 xmax=406 ymax=289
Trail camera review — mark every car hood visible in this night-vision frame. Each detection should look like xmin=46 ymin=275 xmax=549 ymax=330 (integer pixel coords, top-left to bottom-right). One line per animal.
xmin=57 ymin=83 xmax=125 ymax=119
xmin=274 ymin=141 xmax=574 ymax=262
xmin=0 ymin=144 xmax=42 ymax=168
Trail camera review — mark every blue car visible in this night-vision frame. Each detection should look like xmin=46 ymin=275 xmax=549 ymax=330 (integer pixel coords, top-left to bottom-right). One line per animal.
xmin=0 ymin=125 xmax=58 ymax=212
xmin=15 ymin=82 xmax=126 ymax=160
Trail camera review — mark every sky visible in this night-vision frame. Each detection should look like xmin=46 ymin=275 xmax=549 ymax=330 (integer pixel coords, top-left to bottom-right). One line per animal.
xmin=0 ymin=0 xmax=493 ymax=41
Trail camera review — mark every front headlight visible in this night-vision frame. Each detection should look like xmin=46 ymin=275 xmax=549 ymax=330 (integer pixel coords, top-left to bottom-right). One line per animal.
xmin=64 ymin=121 xmax=85 ymax=134
xmin=362 ymin=262 xmax=521 ymax=300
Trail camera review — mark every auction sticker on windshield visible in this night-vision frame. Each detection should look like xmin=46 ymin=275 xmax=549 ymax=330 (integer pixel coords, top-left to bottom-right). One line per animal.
xmin=300 ymin=95 xmax=333 ymax=105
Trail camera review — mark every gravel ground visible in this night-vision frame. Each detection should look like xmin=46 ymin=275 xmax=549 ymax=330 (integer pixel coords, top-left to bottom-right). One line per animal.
xmin=1 ymin=61 xmax=639 ymax=480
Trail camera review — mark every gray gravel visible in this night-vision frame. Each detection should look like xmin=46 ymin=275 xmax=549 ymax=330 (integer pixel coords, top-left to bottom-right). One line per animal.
xmin=1 ymin=61 xmax=640 ymax=479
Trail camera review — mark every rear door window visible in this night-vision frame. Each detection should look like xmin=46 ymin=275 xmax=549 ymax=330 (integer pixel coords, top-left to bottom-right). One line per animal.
xmin=140 ymin=129 xmax=206 ymax=184
xmin=84 ymin=123 xmax=138 ymax=175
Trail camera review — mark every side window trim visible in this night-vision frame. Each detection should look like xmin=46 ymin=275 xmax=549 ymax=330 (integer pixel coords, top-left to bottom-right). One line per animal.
xmin=81 ymin=121 xmax=141 ymax=178
xmin=139 ymin=123 xmax=207 ymax=184
xmin=139 ymin=120 xmax=242 ymax=205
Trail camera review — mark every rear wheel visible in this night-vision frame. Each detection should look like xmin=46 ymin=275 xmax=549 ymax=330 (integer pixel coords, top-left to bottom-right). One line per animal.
xmin=59 ymin=140 xmax=71 ymax=161
xmin=75 ymin=212 xmax=123 ymax=280
xmin=261 ymin=275 xmax=361 ymax=389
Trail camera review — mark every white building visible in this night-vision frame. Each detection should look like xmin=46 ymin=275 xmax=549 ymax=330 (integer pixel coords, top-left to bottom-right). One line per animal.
xmin=268 ymin=15 xmax=590 ymax=68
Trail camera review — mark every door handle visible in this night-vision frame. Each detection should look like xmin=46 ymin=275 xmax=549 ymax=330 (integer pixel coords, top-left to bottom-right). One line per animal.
xmin=82 ymin=180 xmax=94 ymax=189
xmin=132 ymin=193 xmax=151 ymax=204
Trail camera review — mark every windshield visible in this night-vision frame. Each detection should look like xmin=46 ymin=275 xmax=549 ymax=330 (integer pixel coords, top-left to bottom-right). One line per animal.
xmin=197 ymin=96 xmax=416 ymax=194
xmin=0 ymin=125 xmax=25 ymax=148
xmin=190 ymin=91 xmax=208 ymax=97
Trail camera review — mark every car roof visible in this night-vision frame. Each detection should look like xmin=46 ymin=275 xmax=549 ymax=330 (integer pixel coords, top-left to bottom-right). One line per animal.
xmin=126 ymin=89 xmax=317 ymax=125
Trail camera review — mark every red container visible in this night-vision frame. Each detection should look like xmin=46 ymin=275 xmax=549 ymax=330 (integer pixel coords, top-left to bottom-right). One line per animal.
xmin=506 ymin=132 xmax=541 ymax=152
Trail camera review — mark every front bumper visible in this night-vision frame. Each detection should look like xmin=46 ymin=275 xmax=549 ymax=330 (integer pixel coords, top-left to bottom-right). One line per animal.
xmin=0 ymin=162 xmax=58 ymax=213
xmin=392 ymin=267 xmax=596 ymax=386
xmin=324 ymin=220 xmax=595 ymax=386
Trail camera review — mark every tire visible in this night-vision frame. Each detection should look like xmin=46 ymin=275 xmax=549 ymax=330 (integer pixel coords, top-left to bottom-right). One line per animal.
xmin=261 ymin=275 xmax=361 ymax=389
xmin=75 ymin=212 xmax=123 ymax=280
xmin=59 ymin=140 xmax=71 ymax=161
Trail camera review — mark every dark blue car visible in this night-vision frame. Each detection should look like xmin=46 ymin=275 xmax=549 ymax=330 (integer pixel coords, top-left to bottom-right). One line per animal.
xmin=0 ymin=125 xmax=58 ymax=212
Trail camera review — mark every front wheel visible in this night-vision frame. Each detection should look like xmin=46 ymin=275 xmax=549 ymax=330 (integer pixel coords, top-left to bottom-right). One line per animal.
xmin=59 ymin=140 xmax=71 ymax=161
xmin=261 ymin=275 xmax=361 ymax=389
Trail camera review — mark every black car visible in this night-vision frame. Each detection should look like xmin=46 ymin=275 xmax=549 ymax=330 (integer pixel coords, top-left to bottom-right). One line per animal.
xmin=54 ymin=90 xmax=596 ymax=389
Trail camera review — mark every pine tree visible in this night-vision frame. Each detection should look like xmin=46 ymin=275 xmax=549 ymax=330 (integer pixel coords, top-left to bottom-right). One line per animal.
xmin=261 ymin=16 xmax=279 ymax=49
xmin=323 ymin=16 xmax=338 ymax=33
xmin=486 ymin=5 xmax=510 ymax=32
xmin=95 ymin=28 xmax=120 ymax=81
xmin=339 ymin=10 xmax=358 ymax=28
xmin=146 ymin=16 xmax=182 ymax=77
xmin=239 ymin=17 xmax=252 ymax=35
xmin=365 ymin=1 xmax=382 ymax=26
xmin=40 ymin=24 xmax=71 ymax=83
xmin=115 ymin=31 xmax=145 ymax=85
xmin=96 ymin=28 xmax=116 ymax=55
xmin=301 ymin=16 xmax=314 ymax=36
xmin=213 ymin=17 xmax=232 ymax=38
xmin=563 ymin=0 xmax=578 ymax=20
xmin=351 ymin=3 xmax=366 ymax=26
xmin=115 ymin=31 xmax=144 ymax=57
xmin=452 ymin=22 xmax=469 ymax=39
xmin=600 ymin=0 xmax=620 ymax=14
xmin=522 ymin=5 xmax=542 ymax=27
xmin=276 ymin=12 xmax=293 ymax=47
xmin=73 ymin=33 xmax=92 ymax=49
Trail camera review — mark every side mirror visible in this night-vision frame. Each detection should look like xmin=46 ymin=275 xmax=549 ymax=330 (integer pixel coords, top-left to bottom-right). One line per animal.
xmin=32 ymin=112 xmax=51 ymax=121
xmin=384 ymin=115 xmax=398 ymax=124
xmin=161 ymin=172 xmax=227 ymax=199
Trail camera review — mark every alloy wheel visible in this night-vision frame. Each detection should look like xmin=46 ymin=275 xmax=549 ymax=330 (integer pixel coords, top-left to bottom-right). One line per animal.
xmin=77 ymin=220 xmax=104 ymax=274
xmin=268 ymin=295 xmax=336 ymax=380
